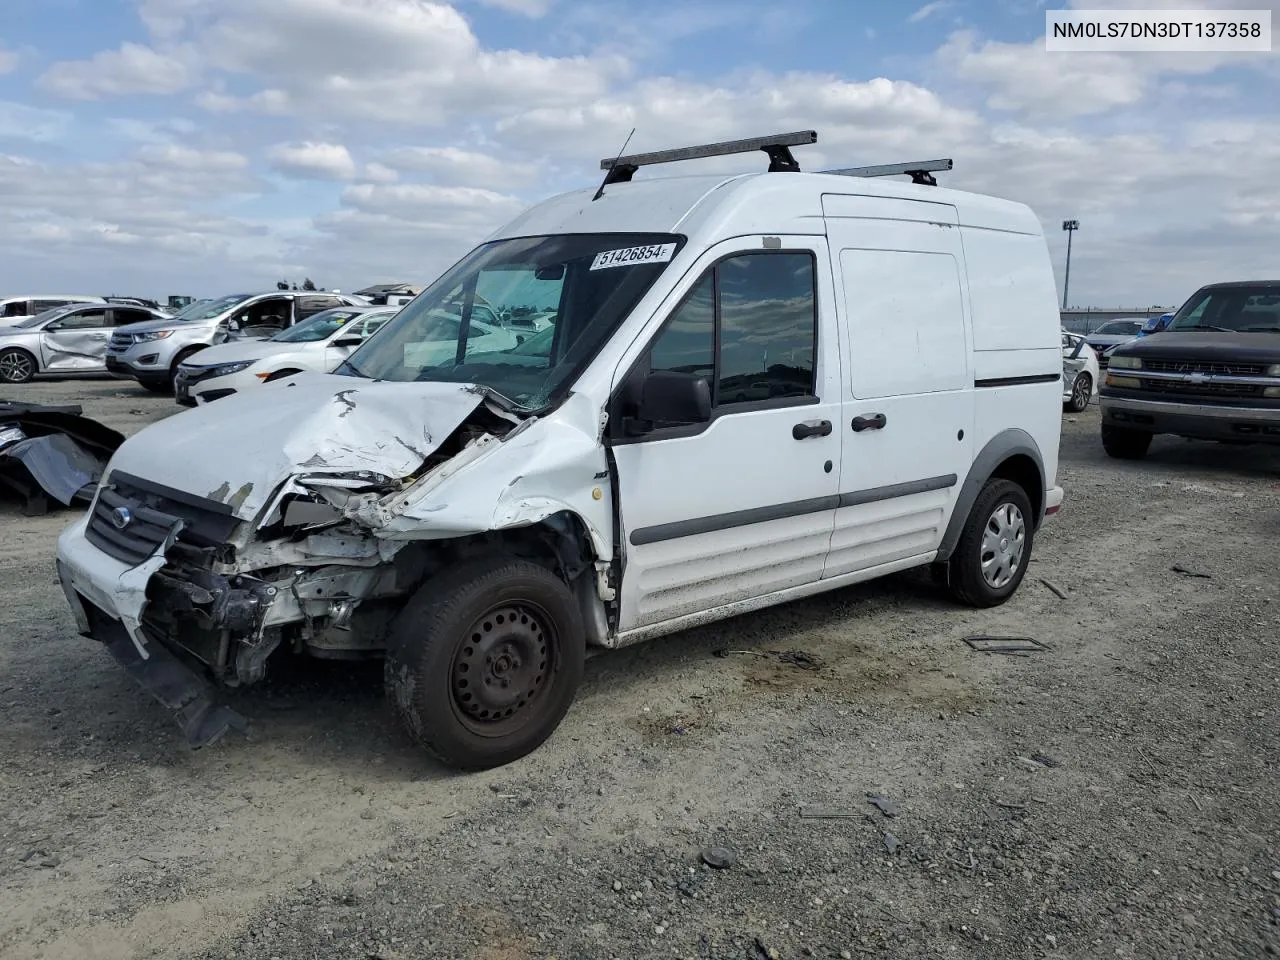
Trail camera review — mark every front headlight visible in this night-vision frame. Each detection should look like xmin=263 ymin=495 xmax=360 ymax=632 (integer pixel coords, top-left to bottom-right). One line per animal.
xmin=210 ymin=360 xmax=254 ymax=377
xmin=1109 ymin=355 xmax=1143 ymax=370
xmin=134 ymin=330 xmax=175 ymax=342
xmin=1266 ymin=364 xmax=1280 ymax=377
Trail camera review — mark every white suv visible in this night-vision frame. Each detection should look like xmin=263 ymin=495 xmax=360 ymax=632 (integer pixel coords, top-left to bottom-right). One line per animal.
xmin=55 ymin=131 xmax=1064 ymax=768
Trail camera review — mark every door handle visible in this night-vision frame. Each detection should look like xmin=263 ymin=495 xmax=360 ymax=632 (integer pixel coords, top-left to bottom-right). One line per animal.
xmin=851 ymin=413 xmax=887 ymax=432
xmin=792 ymin=419 xmax=833 ymax=440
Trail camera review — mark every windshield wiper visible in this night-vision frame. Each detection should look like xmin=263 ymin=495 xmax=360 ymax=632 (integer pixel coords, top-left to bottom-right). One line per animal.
xmin=336 ymin=359 xmax=369 ymax=378
xmin=1178 ymin=324 xmax=1232 ymax=332
xmin=1239 ymin=326 xmax=1280 ymax=333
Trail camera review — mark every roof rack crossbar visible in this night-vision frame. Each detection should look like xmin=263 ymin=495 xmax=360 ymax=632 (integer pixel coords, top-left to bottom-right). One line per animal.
xmin=822 ymin=158 xmax=953 ymax=187
xmin=599 ymin=130 xmax=818 ymax=184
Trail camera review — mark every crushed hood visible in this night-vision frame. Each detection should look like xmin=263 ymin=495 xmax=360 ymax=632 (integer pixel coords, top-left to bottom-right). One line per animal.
xmin=104 ymin=373 xmax=488 ymax=520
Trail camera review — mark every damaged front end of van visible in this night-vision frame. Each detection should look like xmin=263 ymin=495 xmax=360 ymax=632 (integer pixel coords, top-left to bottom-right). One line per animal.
xmin=55 ymin=375 xmax=617 ymax=748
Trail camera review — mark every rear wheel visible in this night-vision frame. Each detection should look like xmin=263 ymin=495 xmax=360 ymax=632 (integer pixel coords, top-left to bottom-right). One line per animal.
xmin=1065 ymin=372 xmax=1092 ymax=412
xmin=947 ymin=479 xmax=1034 ymax=608
xmin=1101 ymin=424 xmax=1152 ymax=460
xmin=0 ymin=348 xmax=36 ymax=384
xmin=384 ymin=556 xmax=585 ymax=770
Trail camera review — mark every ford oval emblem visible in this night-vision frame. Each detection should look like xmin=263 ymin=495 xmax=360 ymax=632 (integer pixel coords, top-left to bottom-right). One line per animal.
xmin=110 ymin=506 xmax=133 ymax=530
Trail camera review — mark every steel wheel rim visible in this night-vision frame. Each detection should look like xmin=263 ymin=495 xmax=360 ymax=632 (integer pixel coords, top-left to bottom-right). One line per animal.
xmin=450 ymin=602 xmax=556 ymax=737
xmin=1073 ymin=374 xmax=1090 ymax=408
xmin=0 ymin=351 xmax=33 ymax=382
xmin=980 ymin=501 xmax=1026 ymax=589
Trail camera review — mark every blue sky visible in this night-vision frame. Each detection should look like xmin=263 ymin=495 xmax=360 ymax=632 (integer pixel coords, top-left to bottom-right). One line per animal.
xmin=0 ymin=0 xmax=1277 ymax=305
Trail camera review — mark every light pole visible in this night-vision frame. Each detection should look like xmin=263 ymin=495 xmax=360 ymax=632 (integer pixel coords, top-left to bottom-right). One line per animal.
xmin=1061 ymin=219 xmax=1079 ymax=310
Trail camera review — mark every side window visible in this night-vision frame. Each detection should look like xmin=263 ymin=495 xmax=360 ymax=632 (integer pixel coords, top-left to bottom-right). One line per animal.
xmin=298 ymin=296 xmax=342 ymax=319
xmin=54 ymin=309 xmax=108 ymax=330
xmin=33 ymin=299 xmax=69 ymax=312
xmin=236 ymin=298 xmax=290 ymax=331
xmin=110 ymin=309 xmax=151 ymax=326
xmin=649 ymin=274 xmax=714 ymax=379
xmin=360 ymin=316 xmax=391 ymax=339
xmin=1 ymin=302 xmax=26 ymax=317
xmin=716 ymin=254 xmax=815 ymax=404
xmin=645 ymin=252 xmax=816 ymax=407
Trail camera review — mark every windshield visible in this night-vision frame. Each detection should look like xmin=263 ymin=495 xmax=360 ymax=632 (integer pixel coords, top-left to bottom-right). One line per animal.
xmin=173 ymin=294 xmax=251 ymax=321
xmin=338 ymin=233 xmax=685 ymax=409
xmin=271 ymin=308 xmax=364 ymax=343
xmin=1169 ymin=287 xmax=1280 ymax=332
xmin=16 ymin=305 xmax=78 ymax=329
xmin=1095 ymin=320 xmax=1142 ymax=336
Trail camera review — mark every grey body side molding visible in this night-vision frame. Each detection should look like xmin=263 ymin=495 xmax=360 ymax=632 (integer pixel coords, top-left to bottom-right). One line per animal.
xmin=934 ymin=428 xmax=1045 ymax=563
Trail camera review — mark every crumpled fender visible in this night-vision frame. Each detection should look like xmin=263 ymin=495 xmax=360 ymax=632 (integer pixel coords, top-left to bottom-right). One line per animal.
xmin=348 ymin=393 xmax=614 ymax=561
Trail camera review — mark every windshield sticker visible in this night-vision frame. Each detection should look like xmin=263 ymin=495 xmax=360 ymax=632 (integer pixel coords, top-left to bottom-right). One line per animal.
xmin=589 ymin=243 xmax=678 ymax=271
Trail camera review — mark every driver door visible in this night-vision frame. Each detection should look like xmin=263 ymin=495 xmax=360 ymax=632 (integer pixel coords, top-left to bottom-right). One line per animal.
xmin=39 ymin=307 xmax=112 ymax=371
xmin=609 ymin=238 xmax=843 ymax=633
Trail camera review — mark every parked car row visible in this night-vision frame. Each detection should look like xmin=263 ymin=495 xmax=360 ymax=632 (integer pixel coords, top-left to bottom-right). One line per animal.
xmin=1061 ymin=331 xmax=1100 ymax=412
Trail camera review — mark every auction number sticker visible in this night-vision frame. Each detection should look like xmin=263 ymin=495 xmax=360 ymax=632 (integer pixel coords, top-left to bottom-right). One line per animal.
xmin=590 ymin=242 xmax=678 ymax=271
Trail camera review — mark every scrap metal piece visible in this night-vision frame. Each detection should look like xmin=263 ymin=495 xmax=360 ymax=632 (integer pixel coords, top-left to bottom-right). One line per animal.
xmin=963 ymin=635 xmax=1049 ymax=654
xmin=0 ymin=401 xmax=124 ymax=514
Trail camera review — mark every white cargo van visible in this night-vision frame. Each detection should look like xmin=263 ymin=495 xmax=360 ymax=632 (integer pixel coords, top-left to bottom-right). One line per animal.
xmin=55 ymin=132 xmax=1064 ymax=768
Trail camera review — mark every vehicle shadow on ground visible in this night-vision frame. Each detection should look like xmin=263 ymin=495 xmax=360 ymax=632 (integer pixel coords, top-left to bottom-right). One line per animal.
xmin=202 ymin=568 xmax=954 ymax=776
xmin=1066 ymin=430 xmax=1280 ymax=479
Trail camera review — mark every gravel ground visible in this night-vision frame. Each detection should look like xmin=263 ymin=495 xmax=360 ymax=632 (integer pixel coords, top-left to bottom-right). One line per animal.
xmin=1 ymin=378 xmax=1277 ymax=960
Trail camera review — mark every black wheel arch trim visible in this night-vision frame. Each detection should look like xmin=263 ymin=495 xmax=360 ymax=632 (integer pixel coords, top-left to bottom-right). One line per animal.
xmin=935 ymin=428 xmax=1046 ymax=563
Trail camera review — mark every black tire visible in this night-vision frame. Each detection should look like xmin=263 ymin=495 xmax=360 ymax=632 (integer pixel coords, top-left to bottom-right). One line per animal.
xmin=0 ymin=347 xmax=37 ymax=384
xmin=166 ymin=347 xmax=206 ymax=390
xmin=384 ymin=556 xmax=585 ymax=770
xmin=139 ymin=380 xmax=170 ymax=394
xmin=947 ymin=478 xmax=1035 ymax=608
xmin=1101 ymin=424 xmax=1152 ymax=460
xmin=1065 ymin=372 xmax=1092 ymax=412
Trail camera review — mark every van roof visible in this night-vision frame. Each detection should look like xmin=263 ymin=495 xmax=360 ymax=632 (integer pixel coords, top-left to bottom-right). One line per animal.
xmin=490 ymin=171 xmax=1043 ymax=246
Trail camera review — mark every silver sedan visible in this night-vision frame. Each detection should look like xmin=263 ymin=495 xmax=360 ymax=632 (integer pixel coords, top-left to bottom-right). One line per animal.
xmin=0 ymin=302 xmax=171 ymax=384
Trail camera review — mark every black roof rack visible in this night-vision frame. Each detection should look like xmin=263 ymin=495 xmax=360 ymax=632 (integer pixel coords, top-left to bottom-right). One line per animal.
xmin=821 ymin=159 xmax=953 ymax=187
xmin=595 ymin=130 xmax=818 ymax=198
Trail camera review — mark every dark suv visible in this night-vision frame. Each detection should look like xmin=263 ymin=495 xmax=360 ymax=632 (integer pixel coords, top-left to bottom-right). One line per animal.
xmin=1099 ymin=281 xmax=1280 ymax=459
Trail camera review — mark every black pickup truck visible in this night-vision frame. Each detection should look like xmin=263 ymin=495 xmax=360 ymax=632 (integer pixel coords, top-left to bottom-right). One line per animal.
xmin=1099 ymin=280 xmax=1280 ymax=459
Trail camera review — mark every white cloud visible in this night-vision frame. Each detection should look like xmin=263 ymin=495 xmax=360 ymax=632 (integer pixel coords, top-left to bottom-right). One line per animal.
xmin=909 ymin=0 xmax=955 ymax=23
xmin=384 ymin=146 xmax=523 ymax=188
xmin=363 ymin=162 xmax=399 ymax=183
xmin=268 ymin=141 xmax=358 ymax=180
xmin=0 ymin=101 xmax=72 ymax=142
xmin=0 ymin=46 xmax=18 ymax=74
xmin=38 ymin=42 xmax=197 ymax=99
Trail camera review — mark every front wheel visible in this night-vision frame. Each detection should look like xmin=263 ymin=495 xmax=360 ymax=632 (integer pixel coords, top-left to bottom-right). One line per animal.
xmin=947 ymin=479 xmax=1034 ymax=608
xmin=384 ymin=556 xmax=585 ymax=770
xmin=1065 ymin=372 xmax=1092 ymax=412
xmin=1101 ymin=424 xmax=1152 ymax=460
xmin=0 ymin=348 xmax=37 ymax=384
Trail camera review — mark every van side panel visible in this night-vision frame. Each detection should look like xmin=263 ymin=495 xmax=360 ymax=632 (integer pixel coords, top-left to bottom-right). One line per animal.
xmin=958 ymin=222 xmax=1062 ymax=498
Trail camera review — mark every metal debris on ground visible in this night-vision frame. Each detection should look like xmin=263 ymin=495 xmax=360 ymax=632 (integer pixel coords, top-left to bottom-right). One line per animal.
xmin=798 ymin=807 xmax=862 ymax=819
xmin=962 ymin=635 xmax=1049 ymax=655
xmin=883 ymin=832 xmax=900 ymax=854
xmin=866 ymin=793 xmax=901 ymax=817
xmin=1039 ymin=578 xmax=1069 ymax=600
xmin=1031 ymin=752 xmax=1060 ymax=768
xmin=0 ymin=401 xmax=124 ymax=516
xmin=700 ymin=846 xmax=737 ymax=870
xmin=1172 ymin=563 xmax=1212 ymax=579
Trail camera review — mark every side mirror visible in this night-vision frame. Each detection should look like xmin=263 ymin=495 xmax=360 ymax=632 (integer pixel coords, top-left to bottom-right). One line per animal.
xmin=332 ymin=336 xmax=362 ymax=348
xmin=630 ymin=370 xmax=712 ymax=434
xmin=44 ymin=322 xmax=62 ymax=332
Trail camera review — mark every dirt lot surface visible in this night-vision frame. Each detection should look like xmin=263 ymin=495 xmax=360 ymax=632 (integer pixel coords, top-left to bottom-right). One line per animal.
xmin=1 ymin=378 xmax=1278 ymax=960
